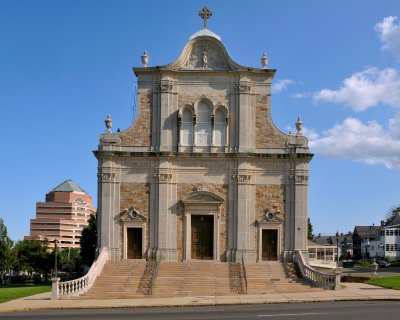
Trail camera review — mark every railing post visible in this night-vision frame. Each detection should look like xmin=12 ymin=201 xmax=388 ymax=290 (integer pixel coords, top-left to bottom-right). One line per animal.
xmin=51 ymin=277 xmax=60 ymax=300
xmin=334 ymin=269 xmax=341 ymax=290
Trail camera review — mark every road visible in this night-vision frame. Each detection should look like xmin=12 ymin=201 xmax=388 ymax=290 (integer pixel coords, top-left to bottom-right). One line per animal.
xmin=1 ymin=301 xmax=399 ymax=320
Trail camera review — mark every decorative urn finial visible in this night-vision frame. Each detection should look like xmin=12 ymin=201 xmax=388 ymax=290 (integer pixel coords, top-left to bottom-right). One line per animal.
xmin=295 ymin=116 xmax=303 ymax=135
xmin=141 ymin=51 xmax=149 ymax=67
xmin=261 ymin=52 xmax=268 ymax=69
xmin=105 ymin=114 xmax=113 ymax=133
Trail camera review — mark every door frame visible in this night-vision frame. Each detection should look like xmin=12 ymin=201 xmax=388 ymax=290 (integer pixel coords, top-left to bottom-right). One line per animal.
xmin=123 ymin=224 xmax=146 ymax=259
xmin=185 ymin=210 xmax=220 ymax=261
xmin=258 ymin=224 xmax=282 ymax=262
xmin=261 ymin=229 xmax=278 ymax=261
xmin=181 ymin=191 xmax=223 ymax=261
xmin=190 ymin=214 xmax=215 ymax=260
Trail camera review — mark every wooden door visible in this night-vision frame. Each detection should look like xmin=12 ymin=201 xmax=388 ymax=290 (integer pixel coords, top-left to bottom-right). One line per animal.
xmin=191 ymin=215 xmax=213 ymax=260
xmin=127 ymin=228 xmax=142 ymax=259
xmin=262 ymin=229 xmax=278 ymax=261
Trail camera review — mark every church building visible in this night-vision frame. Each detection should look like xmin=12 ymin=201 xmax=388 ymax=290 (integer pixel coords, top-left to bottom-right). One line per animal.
xmin=94 ymin=7 xmax=312 ymax=264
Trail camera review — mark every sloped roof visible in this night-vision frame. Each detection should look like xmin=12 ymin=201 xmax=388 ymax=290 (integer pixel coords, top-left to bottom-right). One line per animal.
xmin=353 ymin=225 xmax=381 ymax=238
xmin=51 ymin=179 xmax=87 ymax=194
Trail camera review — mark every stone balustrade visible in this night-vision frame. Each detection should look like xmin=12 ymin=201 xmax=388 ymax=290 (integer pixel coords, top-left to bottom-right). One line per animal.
xmin=51 ymin=247 xmax=109 ymax=300
xmin=294 ymin=249 xmax=341 ymax=290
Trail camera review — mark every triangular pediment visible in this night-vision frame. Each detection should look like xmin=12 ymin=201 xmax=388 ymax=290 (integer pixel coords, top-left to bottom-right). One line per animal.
xmin=182 ymin=191 xmax=224 ymax=204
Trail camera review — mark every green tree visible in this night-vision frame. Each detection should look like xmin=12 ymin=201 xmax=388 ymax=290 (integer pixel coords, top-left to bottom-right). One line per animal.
xmin=80 ymin=214 xmax=97 ymax=266
xmin=13 ymin=238 xmax=52 ymax=281
xmin=307 ymin=218 xmax=314 ymax=240
xmin=59 ymin=248 xmax=81 ymax=273
xmin=0 ymin=218 xmax=13 ymax=284
xmin=385 ymin=205 xmax=400 ymax=224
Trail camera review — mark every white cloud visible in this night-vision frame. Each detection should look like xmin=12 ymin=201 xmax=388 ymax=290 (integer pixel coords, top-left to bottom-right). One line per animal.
xmin=271 ymin=79 xmax=294 ymax=93
xmin=292 ymin=92 xmax=310 ymax=99
xmin=308 ymin=117 xmax=400 ymax=169
xmin=389 ymin=112 xmax=400 ymax=139
xmin=375 ymin=16 xmax=400 ymax=59
xmin=302 ymin=127 xmax=319 ymax=140
xmin=313 ymin=67 xmax=400 ymax=111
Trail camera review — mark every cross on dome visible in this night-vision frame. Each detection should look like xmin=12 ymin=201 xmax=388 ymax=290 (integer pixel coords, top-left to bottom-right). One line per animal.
xmin=199 ymin=7 xmax=212 ymax=29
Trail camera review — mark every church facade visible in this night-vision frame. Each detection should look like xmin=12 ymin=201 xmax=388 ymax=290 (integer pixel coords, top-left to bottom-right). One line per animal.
xmin=94 ymin=9 xmax=312 ymax=263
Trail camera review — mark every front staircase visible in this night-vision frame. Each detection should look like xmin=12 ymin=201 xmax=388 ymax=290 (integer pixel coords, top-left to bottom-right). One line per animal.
xmin=152 ymin=261 xmax=242 ymax=296
xmin=78 ymin=260 xmax=147 ymax=299
xmin=246 ymin=261 xmax=322 ymax=294
xmin=78 ymin=259 xmax=321 ymax=299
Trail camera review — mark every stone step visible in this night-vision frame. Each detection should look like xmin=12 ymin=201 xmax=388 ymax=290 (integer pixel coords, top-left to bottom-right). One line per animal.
xmin=78 ymin=259 xmax=322 ymax=299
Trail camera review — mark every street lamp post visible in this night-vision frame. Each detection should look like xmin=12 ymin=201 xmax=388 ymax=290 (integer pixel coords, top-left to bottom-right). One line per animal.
xmin=54 ymin=239 xmax=58 ymax=278
xmin=336 ymin=231 xmax=340 ymax=269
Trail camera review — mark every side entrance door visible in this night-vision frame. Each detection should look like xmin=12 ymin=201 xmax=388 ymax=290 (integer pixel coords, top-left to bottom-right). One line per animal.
xmin=127 ymin=227 xmax=142 ymax=259
xmin=262 ymin=229 xmax=278 ymax=261
xmin=191 ymin=215 xmax=213 ymax=260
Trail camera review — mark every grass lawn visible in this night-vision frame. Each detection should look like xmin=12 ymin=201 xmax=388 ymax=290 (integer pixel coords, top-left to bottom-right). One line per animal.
xmin=0 ymin=285 xmax=51 ymax=304
xmin=368 ymin=276 xmax=400 ymax=290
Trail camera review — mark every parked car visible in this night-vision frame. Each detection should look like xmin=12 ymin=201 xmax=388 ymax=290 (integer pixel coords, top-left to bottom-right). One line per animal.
xmin=376 ymin=260 xmax=390 ymax=268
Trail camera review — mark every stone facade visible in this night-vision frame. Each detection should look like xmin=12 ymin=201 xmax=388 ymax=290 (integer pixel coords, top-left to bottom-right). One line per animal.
xmin=94 ymin=19 xmax=312 ymax=263
xmin=119 ymin=91 xmax=152 ymax=147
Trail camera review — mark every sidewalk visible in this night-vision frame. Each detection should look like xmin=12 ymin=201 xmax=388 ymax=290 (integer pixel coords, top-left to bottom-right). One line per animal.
xmin=1 ymin=283 xmax=400 ymax=313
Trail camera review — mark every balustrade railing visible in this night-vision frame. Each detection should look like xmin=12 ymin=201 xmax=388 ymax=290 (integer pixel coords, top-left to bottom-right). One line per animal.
xmin=241 ymin=255 xmax=248 ymax=294
xmin=294 ymin=249 xmax=341 ymax=290
xmin=137 ymin=261 xmax=159 ymax=295
xmin=51 ymin=247 xmax=110 ymax=300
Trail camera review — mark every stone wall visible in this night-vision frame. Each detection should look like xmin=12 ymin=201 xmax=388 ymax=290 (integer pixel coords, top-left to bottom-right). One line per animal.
xmin=255 ymin=184 xmax=286 ymax=250
xmin=119 ymin=91 xmax=152 ymax=146
xmin=255 ymin=184 xmax=286 ymax=220
xmin=176 ymin=183 xmax=228 ymax=262
xmin=255 ymin=94 xmax=287 ymax=148
xmin=119 ymin=182 xmax=150 ymax=250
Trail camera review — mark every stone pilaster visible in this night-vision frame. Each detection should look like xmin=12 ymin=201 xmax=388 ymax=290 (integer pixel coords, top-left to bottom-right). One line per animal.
xmin=152 ymin=165 xmax=178 ymax=261
xmin=158 ymin=79 xmax=177 ymax=151
xmin=97 ymin=160 xmax=121 ymax=260
xmin=232 ymin=169 xmax=257 ymax=263
xmin=284 ymin=162 xmax=309 ymax=261
xmin=236 ymin=80 xmax=255 ymax=152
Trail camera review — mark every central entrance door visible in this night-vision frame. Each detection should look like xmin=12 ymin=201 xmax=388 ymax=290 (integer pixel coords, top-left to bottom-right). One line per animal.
xmin=191 ymin=215 xmax=213 ymax=260
xmin=127 ymin=227 xmax=142 ymax=259
xmin=262 ymin=229 xmax=278 ymax=261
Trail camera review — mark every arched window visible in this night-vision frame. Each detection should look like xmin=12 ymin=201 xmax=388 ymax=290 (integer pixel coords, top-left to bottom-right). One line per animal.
xmin=181 ymin=109 xmax=193 ymax=146
xmin=196 ymin=102 xmax=211 ymax=146
xmin=214 ymin=109 xmax=226 ymax=146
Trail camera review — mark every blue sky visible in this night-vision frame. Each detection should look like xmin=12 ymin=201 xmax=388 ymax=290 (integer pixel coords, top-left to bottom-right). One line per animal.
xmin=1 ymin=0 xmax=400 ymax=241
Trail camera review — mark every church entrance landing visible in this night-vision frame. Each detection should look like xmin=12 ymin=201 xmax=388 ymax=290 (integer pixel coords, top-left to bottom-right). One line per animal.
xmin=191 ymin=215 xmax=213 ymax=260
xmin=127 ymin=227 xmax=143 ymax=259
xmin=262 ymin=229 xmax=278 ymax=261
